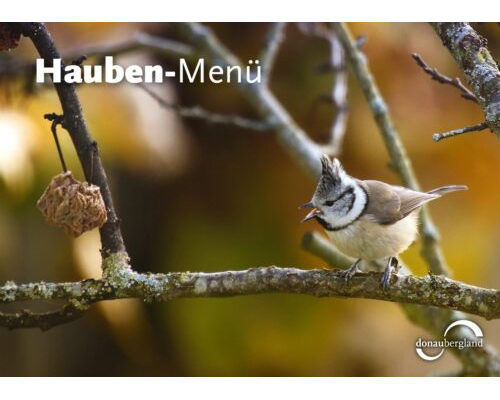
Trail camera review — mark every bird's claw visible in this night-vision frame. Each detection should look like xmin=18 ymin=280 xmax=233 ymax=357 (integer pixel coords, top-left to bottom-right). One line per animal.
xmin=381 ymin=267 xmax=392 ymax=290
xmin=381 ymin=257 xmax=398 ymax=290
xmin=340 ymin=259 xmax=361 ymax=282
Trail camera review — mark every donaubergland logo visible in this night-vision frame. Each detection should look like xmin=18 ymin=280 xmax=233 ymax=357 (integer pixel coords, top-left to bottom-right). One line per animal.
xmin=416 ymin=319 xmax=484 ymax=361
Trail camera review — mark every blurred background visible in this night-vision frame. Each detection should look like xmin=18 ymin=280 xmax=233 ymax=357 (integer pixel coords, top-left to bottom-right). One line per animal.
xmin=0 ymin=22 xmax=499 ymax=376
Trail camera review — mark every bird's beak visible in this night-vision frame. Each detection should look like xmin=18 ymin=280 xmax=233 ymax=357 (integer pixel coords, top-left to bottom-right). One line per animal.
xmin=300 ymin=202 xmax=321 ymax=222
xmin=299 ymin=201 xmax=315 ymax=209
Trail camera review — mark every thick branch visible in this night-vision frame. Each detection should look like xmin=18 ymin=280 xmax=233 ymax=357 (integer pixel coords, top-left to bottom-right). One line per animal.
xmin=3 ymin=248 xmax=499 ymax=374
xmin=20 ymin=23 xmax=126 ymax=256
xmin=431 ymin=23 xmax=500 ymax=137
xmin=1 ymin=263 xmax=500 ymax=326
xmin=331 ymin=22 xmax=450 ymax=277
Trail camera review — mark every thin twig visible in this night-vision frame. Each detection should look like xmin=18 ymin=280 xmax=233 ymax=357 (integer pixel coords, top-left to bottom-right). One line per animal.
xmin=137 ymin=83 xmax=270 ymax=131
xmin=331 ymin=22 xmax=450 ymax=277
xmin=86 ymin=31 xmax=193 ymax=60
xmin=433 ymin=122 xmax=489 ymax=142
xmin=259 ymin=22 xmax=286 ymax=85
xmin=411 ymin=53 xmax=477 ymax=103
xmin=0 ymin=304 xmax=87 ymax=331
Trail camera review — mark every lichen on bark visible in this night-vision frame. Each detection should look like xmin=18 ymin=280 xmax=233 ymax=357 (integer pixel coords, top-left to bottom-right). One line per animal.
xmin=431 ymin=23 xmax=500 ymax=137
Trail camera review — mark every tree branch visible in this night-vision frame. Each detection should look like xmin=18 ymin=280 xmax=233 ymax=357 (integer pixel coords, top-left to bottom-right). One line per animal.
xmin=137 ymin=83 xmax=270 ymax=131
xmin=1 ymin=263 xmax=500 ymax=326
xmin=431 ymin=23 xmax=500 ymax=137
xmin=0 ymin=304 xmax=87 ymax=331
xmin=433 ymin=122 xmax=489 ymax=142
xmin=411 ymin=53 xmax=478 ymax=103
xmin=67 ymin=31 xmax=194 ymax=61
xmin=19 ymin=23 xmax=127 ymax=257
xmin=300 ymin=23 xmax=349 ymax=156
xmin=259 ymin=22 xmax=286 ymax=85
xmin=325 ymin=31 xmax=349 ymax=155
xmin=0 ymin=31 xmax=193 ymax=82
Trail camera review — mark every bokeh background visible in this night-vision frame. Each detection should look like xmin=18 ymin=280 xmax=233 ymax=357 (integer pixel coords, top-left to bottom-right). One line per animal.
xmin=0 ymin=22 xmax=499 ymax=376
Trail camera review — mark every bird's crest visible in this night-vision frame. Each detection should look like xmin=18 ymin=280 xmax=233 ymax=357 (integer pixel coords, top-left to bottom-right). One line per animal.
xmin=317 ymin=155 xmax=345 ymax=196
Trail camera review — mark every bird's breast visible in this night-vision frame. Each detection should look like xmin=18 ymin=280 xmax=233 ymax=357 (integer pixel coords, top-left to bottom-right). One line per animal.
xmin=325 ymin=213 xmax=419 ymax=260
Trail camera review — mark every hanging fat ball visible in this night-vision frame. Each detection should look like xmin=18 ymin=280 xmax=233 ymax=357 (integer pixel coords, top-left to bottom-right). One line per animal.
xmin=37 ymin=171 xmax=107 ymax=237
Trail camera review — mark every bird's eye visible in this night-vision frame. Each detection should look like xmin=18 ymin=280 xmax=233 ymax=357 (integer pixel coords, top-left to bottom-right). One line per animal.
xmin=324 ymin=200 xmax=334 ymax=207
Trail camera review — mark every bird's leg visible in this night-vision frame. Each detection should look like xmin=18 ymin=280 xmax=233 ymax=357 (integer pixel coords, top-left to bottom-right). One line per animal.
xmin=381 ymin=256 xmax=398 ymax=290
xmin=340 ymin=259 xmax=361 ymax=282
xmin=393 ymin=257 xmax=402 ymax=273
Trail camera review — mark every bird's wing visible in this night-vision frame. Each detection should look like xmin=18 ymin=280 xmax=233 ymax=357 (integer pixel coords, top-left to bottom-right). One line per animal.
xmin=359 ymin=180 xmax=403 ymax=224
xmin=360 ymin=180 xmax=438 ymax=224
xmin=393 ymin=186 xmax=439 ymax=218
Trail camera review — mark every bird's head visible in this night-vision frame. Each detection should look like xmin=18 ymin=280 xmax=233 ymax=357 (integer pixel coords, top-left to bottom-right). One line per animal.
xmin=300 ymin=155 xmax=366 ymax=230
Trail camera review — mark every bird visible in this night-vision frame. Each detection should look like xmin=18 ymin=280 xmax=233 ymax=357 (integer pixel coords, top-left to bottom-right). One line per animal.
xmin=301 ymin=155 xmax=467 ymax=289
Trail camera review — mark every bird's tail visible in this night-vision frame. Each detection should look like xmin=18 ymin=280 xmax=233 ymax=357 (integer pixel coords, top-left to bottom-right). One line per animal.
xmin=427 ymin=185 xmax=468 ymax=196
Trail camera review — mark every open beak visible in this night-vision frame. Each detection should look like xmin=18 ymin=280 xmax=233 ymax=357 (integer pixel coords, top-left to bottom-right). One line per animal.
xmin=300 ymin=201 xmax=321 ymax=222
xmin=299 ymin=201 xmax=314 ymax=210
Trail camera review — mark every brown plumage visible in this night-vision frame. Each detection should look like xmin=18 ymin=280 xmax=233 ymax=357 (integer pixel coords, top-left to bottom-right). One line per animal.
xmin=358 ymin=180 xmax=468 ymax=225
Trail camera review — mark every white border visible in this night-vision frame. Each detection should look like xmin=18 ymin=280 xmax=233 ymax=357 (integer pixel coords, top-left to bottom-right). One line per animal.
xmin=0 ymin=377 xmax=495 ymax=399
xmin=3 ymin=0 xmax=499 ymax=22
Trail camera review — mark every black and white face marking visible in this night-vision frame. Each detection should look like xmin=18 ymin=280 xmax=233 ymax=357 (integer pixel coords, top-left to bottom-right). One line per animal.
xmin=302 ymin=156 xmax=368 ymax=231
xmin=315 ymin=177 xmax=368 ymax=230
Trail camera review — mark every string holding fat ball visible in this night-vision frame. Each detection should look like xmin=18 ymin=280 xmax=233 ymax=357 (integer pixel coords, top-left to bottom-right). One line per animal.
xmin=37 ymin=114 xmax=107 ymax=237
xmin=45 ymin=114 xmax=68 ymax=173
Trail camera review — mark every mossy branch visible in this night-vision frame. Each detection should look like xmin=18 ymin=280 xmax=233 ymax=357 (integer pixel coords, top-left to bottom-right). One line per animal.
xmin=431 ymin=23 xmax=500 ymax=137
xmin=1 ymin=253 xmax=500 ymax=329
